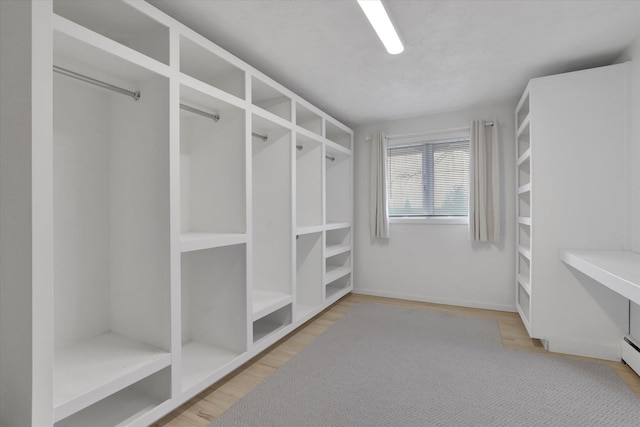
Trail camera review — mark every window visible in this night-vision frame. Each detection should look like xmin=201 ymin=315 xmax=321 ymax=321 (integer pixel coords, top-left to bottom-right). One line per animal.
xmin=387 ymin=137 xmax=469 ymax=218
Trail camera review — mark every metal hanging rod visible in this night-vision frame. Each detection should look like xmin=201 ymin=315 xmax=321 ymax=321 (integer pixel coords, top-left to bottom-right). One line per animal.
xmin=53 ymin=65 xmax=140 ymax=101
xmin=297 ymin=143 xmax=334 ymax=161
xmin=252 ymin=132 xmax=268 ymax=141
xmin=180 ymin=104 xmax=220 ymax=122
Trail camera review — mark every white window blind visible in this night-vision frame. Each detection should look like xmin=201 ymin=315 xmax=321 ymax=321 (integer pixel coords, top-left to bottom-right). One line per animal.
xmin=387 ymin=138 xmax=469 ymax=217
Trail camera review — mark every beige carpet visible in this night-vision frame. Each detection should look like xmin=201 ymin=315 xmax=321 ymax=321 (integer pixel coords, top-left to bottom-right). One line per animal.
xmin=210 ymin=303 xmax=640 ymax=426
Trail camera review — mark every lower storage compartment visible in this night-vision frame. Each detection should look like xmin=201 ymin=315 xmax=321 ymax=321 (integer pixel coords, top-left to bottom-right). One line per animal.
xmin=253 ymin=304 xmax=292 ymax=344
xmin=54 ymin=368 xmax=170 ymax=427
xmin=326 ymin=274 xmax=351 ymax=301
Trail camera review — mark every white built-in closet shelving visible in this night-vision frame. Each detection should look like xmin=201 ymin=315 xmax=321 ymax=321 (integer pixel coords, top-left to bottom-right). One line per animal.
xmin=513 ymin=62 xmax=631 ymax=361
xmin=515 ymin=87 xmax=532 ymax=332
xmin=0 ymin=1 xmax=353 ymax=425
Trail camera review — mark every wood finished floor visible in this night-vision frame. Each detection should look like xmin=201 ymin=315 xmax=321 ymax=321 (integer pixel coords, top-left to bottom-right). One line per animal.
xmin=152 ymin=293 xmax=640 ymax=426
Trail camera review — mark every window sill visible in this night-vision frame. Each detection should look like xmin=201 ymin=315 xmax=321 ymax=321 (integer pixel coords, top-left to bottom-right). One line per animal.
xmin=389 ymin=217 xmax=469 ymax=225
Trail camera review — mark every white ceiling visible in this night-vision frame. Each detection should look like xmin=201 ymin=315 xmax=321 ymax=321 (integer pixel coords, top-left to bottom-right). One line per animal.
xmin=149 ymin=0 xmax=640 ymax=128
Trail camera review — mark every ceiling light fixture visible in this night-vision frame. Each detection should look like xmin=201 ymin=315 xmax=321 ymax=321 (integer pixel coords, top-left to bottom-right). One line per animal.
xmin=357 ymin=0 xmax=404 ymax=55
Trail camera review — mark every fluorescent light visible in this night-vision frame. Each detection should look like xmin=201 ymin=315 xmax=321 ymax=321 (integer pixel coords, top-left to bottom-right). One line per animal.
xmin=357 ymin=0 xmax=404 ymax=54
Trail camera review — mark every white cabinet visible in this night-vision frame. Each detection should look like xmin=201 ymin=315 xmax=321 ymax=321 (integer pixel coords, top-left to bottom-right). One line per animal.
xmin=514 ymin=63 xmax=630 ymax=360
xmin=0 ymin=1 xmax=353 ymax=425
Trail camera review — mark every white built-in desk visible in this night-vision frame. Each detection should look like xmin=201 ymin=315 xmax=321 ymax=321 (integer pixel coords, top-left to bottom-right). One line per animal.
xmin=560 ymin=250 xmax=640 ymax=305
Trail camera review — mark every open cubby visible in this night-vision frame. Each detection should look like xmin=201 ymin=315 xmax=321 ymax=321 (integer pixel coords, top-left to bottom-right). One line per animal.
xmin=518 ymin=224 xmax=531 ymax=253
xmin=518 ymin=252 xmax=531 ymax=278
xmin=518 ymin=191 xmax=531 ymax=218
xmin=180 ymin=85 xmax=246 ymax=249
xmin=53 ymin=0 xmax=169 ymax=65
xmin=517 ymin=284 xmax=531 ymax=323
xmin=252 ymin=77 xmax=291 ymax=121
xmin=296 ymin=232 xmax=323 ymax=320
xmin=325 ymin=252 xmax=351 ymax=278
xmin=325 ymin=120 xmax=351 ymax=150
xmin=325 ymin=149 xmax=352 ymax=224
xmin=516 ymin=92 xmax=530 ymax=129
xmin=326 ymin=274 xmax=351 ymax=301
xmin=180 ymin=35 xmax=245 ymax=99
xmin=326 ymin=227 xmax=351 ymax=258
xmin=296 ymin=102 xmax=323 ymax=135
xmin=253 ymin=304 xmax=292 ymax=344
xmin=54 ymin=368 xmax=170 ymax=427
xmin=517 ymin=126 xmax=530 ymax=158
xmin=252 ymin=114 xmax=293 ymax=320
xmin=181 ymin=245 xmax=247 ymax=392
xmin=296 ymin=133 xmax=323 ymax=228
xmin=52 ymin=39 xmax=171 ymax=419
xmin=518 ymin=156 xmax=530 ymax=185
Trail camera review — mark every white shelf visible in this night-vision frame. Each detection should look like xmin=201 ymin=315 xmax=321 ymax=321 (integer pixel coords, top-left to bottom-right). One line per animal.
xmin=516 ymin=115 xmax=530 ymax=138
xmin=325 ymin=244 xmax=350 ymax=258
xmin=518 ymin=217 xmax=532 ymax=226
xmin=180 ymin=232 xmax=246 ymax=252
xmin=325 ymin=139 xmax=352 ymax=157
xmin=53 ymin=333 xmax=171 ymax=422
xmin=252 ymin=289 xmax=293 ymax=321
xmin=181 ymin=342 xmax=241 ymax=392
xmin=519 ymin=245 xmax=531 ymax=260
xmin=325 ymin=265 xmax=351 ymax=285
xmin=296 ymin=224 xmax=324 ymax=236
xmin=252 ymin=319 xmax=288 ymax=344
xmin=561 ymin=250 xmax=640 ymax=305
xmin=515 ymin=85 xmax=530 ymax=117
xmin=517 ymin=183 xmax=531 ymax=194
xmin=54 ymin=385 xmax=163 ymax=427
xmin=517 ymin=273 xmax=531 ymax=294
xmin=517 ymin=148 xmax=531 ymax=166
xmin=53 ymin=15 xmax=170 ymax=78
xmin=326 ymin=283 xmax=351 ymax=302
xmin=295 ymin=126 xmax=324 ymax=144
xmin=325 ymin=221 xmax=351 ymax=231
xmin=295 ymin=303 xmax=317 ymax=321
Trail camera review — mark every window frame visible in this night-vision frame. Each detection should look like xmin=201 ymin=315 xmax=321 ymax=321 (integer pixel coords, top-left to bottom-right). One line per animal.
xmin=386 ymin=128 xmax=470 ymax=225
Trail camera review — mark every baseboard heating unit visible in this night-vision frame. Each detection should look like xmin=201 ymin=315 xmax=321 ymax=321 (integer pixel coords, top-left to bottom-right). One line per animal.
xmin=621 ymin=336 xmax=640 ymax=376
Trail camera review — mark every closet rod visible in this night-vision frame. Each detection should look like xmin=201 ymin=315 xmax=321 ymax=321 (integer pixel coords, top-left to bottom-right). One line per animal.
xmin=298 ymin=144 xmax=334 ymax=160
xmin=53 ymin=65 xmax=140 ymax=101
xmin=180 ymin=103 xmax=220 ymax=122
xmin=252 ymin=132 xmax=268 ymax=141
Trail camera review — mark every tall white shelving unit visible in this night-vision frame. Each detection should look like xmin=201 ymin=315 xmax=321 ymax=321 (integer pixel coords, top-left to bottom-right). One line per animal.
xmin=513 ymin=63 xmax=631 ymax=360
xmin=514 ymin=86 xmax=532 ymax=334
xmin=0 ymin=1 xmax=354 ymax=426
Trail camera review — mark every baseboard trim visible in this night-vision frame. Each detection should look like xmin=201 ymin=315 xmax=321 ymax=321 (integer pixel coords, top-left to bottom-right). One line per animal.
xmin=352 ymin=288 xmax=517 ymax=313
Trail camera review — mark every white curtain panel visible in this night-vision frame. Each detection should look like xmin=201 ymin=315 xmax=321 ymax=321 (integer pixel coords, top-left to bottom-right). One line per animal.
xmin=370 ymin=132 xmax=389 ymax=238
xmin=470 ymin=120 xmax=500 ymax=241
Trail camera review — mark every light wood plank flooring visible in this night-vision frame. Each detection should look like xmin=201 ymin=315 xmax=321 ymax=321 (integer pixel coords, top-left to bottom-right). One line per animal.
xmin=152 ymin=293 xmax=640 ymax=426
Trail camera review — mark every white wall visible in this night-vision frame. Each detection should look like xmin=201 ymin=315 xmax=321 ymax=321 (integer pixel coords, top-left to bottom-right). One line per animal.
xmin=0 ymin=2 xmax=36 ymax=425
xmin=617 ymin=36 xmax=640 ymax=340
xmin=617 ymin=37 xmax=640 ymax=254
xmin=353 ymin=102 xmax=516 ymax=311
